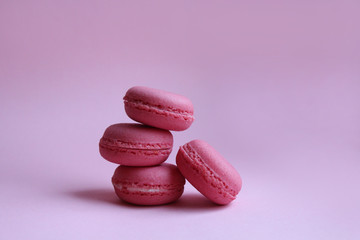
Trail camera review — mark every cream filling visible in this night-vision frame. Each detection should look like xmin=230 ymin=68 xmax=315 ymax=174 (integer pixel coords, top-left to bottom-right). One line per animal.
xmin=113 ymin=183 xmax=169 ymax=193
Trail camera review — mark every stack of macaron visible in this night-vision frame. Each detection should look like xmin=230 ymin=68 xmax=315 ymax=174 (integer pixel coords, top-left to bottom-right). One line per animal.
xmin=99 ymin=86 xmax=242 ymax=206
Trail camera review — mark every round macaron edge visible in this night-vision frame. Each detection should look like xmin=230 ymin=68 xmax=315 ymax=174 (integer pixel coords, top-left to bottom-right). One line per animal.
xmin=176 ymin=140 xmax=242 ymax=205
xmin=112 ymin=163 xmax=186 ymax=205
xmin=123 ymin=86 xmax=195 ymax=131
xmin=99 ymin=123 xmax=174 ymax=166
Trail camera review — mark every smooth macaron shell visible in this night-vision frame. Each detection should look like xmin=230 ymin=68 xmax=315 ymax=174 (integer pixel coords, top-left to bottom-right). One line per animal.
xmin=99 ymin=123 xmax=173 ymax=166
xmin=124 ymin=86 xmax=194 ymax=131
xmin=112 ymin=163 xmax=186 ymax=205
xmin=176 ymin=139 xmax=242 ymax=205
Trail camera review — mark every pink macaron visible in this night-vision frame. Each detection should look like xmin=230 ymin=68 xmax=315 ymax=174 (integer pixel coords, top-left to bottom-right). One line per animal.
xmin=176 ymin=139 xmax=242 ymax=205
xmin=123 ymin=86 xmax=195 ymax=131
xmin=99 ymin=123 xmax=173 ymax=166
xmin=112 ymin=163 xmax=186 ymax=205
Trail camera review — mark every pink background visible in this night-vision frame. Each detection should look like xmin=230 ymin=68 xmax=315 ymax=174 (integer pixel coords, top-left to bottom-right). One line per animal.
xmin=1 ymin=1 xmax=359 ymax=239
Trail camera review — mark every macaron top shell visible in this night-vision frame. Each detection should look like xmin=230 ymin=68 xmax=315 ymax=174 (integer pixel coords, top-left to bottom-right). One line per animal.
xmin=112 ymin=163 xmax=185 ymax=187
xmin=124 ymin=86 xmax=194 ymax=115
xmin=101 ymin=123 xmax=173 ymax=149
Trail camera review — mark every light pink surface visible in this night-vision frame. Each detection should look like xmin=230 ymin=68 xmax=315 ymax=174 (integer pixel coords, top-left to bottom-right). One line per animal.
xmin=1 ymin=1 xmax=359 ymax=239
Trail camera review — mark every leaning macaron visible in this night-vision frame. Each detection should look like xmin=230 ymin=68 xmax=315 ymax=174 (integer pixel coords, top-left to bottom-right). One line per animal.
xmin=99 ymin=123 xmax=173 ymax=166
xmin=123 ymin=86 xmax=194 ymax=131
xmin=176 ymin=139 xmax=242 ymax=205
xmin=112 ymin=163 xmax=186 ymax=205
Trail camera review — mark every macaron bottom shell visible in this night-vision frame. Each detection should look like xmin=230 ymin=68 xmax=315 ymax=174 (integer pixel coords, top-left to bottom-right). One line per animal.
xmin=113 ymin=182 xmax=184 ymax=206
xmin=99 ymin=142 xmax=172 ymax=166
xmin=124 ymin=103 xmax=193 ymax=131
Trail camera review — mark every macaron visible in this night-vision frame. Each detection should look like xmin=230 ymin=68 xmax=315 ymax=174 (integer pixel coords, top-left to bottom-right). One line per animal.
xmin=176 ymin=139 xmax=242 ymax=205
xmin=123 ymin=86 xmax=195 ymax=131
xmin=112 ymin=163 xmax=186 ymax=205
xmin=99 ymin=123 xmax=173 ymax=166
